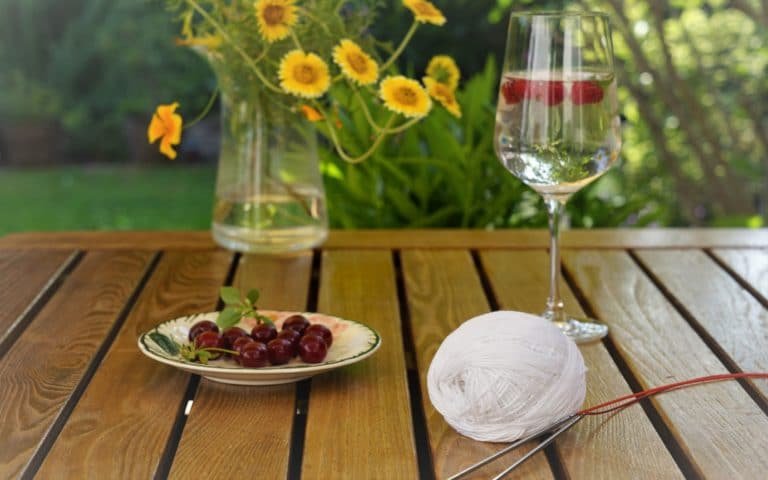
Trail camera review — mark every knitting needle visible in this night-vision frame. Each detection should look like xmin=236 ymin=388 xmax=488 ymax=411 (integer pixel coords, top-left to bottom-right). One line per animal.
xmin=491 ymin=414 xmax=583 ymax=480
xmin=446 ymin=414 xmax=582 ymax=480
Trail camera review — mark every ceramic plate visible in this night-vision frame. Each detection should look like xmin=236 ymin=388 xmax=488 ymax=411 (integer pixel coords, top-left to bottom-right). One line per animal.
xmin=138 ymin=311 xmax=381 ymax=385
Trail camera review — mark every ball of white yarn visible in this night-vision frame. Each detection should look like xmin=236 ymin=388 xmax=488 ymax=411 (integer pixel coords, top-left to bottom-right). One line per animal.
xmin=427 ymin=311 xmax=586 ymax=442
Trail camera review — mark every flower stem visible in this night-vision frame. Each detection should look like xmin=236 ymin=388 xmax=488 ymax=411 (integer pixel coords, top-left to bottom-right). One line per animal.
xmin=183 ymin=88 xmax=219 ymax=130
xmin=299 ymin=7 xmax=332 ymax=36
xmin=183 ymin=0 xmax=282 ymax=94
xmin=353 ymin=89 xmax=422 ymax=134
xmin=316 ymin=103 xmax=397 ymax=164
xmin=380 ymin=21 xmax=419 ymax=72
xmin=290 ymin=30 xmax=303 ymax=51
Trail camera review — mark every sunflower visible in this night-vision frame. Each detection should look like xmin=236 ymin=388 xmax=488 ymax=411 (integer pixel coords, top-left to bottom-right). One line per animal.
xmin=278 ymin=50 xmax=331 ymax=98
xmin=254 ymin=0 xmax=298 ymax=43
xmin=402 ymin=0 xmax=446 ymax=26
xmin=332 ymin=39 xmax=379 ymax=86
xmin=379 ymin=76 xmax=432 ymax=118
xmin=424 ymin=77 xmax=461 ymax=118
xmin=147 ymin=102 xmax=183 ymax=159
xmin=426 ymin=55 xmax=460 ymax=90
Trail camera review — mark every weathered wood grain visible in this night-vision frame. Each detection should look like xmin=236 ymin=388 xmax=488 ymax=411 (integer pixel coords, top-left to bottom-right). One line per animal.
xmin=635 ymin=249 xmax=768 ymax=400
xmin=169 ymin=252 xmax=312 ymax=479
xmin=1 ymin=228 xmax=766 ymax=250
xmin=402 ymin=250 xmax=554 ymax=480
xmin=481 ymin=249 xmax=683 ymax=479
xmin=0 ymin=250 xmax=153 ymax=479
xmin=0 ymin=249 xmax=76 ymax=350
xmin=710 ymin=248 xmax=768 ymax=302
xmin=564 ymin=249 xmax=768 ymax=478
xmin=35 ymin=250 xmax=232 ymax=479
xmin=301 ymin=250 xmax=418 ymax=479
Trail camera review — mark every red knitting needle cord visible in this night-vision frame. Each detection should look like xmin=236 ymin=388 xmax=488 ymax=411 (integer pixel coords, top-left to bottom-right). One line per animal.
xmin=578 ymin=372 xmax=768 ymax=416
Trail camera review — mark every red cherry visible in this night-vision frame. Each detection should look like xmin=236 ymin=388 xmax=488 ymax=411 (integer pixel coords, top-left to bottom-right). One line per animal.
xmin=221 ymin=327 xmax=249 ymax=349
xmin=571 ymin=81 xmax=604 ymax=105
xmin=251 ymin=323 xmax=277 ymax=343
xmin=277 ymin=329 xmax=301 ymax=356
xmin=501 ymin=78 xmax=528 ymax=105
xmin=194 ymin=330 xmax=224 ymax=360
xmin=282 ymin=314 xmax=310 ymax=335
xmin=188 ymin=320 xmax=219 ymax=342
xmin=231 ymin=336 xmax=255 ymax=363
xmin=305 ymin=324 xmax=333 ymax=348
xmin=239 ymin=342 xmax=269 ymax=368
xmin=298 ymin=335 xmax=328 ymax=363
xmin=532 ymin=81 xmax=564 ymax=106
xmin=267 ymin=338 xmax=294 ymax=365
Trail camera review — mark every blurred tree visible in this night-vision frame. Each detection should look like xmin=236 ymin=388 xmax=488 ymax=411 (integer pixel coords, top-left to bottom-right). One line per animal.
xmin=489 ymin=0 xmax=767 ymax=225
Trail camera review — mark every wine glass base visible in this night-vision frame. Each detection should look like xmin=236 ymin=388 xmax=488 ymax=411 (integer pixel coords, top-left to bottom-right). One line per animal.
xmin=556 ymin=318 xmax=608 ymax=344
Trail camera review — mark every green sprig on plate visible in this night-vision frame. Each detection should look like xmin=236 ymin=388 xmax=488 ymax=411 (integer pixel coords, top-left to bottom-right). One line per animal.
xmin=216 ymin=286 xmax=274 ymax=329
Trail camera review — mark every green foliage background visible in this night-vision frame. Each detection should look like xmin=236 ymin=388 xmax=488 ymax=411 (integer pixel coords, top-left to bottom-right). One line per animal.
xmin=0 ymin=0 xmax=765 ymax=232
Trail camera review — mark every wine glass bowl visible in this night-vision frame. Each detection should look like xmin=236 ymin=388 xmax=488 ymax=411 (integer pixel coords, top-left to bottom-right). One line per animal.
xmin=495 ymin=12 xmax=621 ymax=343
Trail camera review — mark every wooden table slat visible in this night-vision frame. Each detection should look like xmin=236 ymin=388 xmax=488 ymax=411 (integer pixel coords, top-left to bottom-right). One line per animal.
xmin=35 ymin=250 xmax=232 ymax=479
xmin=481 ymin=250 xmax=684 ymax=479
xmin=169 ymin=252 xmax=313 ymax=479
xmin=0 ymin=250 xmax=154 ymax=479
xmin=635 ymin=249 xmax=768 ymax=401
xmin=0 ymin=249 xmax=76 ymax=350
xmin=563 ymin=249 xmax=768 ymax=478
xmin=710 ymin=248 xmax=768 ymax=303
xmin=1 ymin=228 xmax=767 ymax=250
xmin=301 ymin=250 xmax=418 ymax=479
xmin=402 ymin=250 xmax=554 ymax=479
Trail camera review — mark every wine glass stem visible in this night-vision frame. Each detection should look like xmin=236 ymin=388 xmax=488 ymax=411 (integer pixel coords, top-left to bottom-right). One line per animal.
xmin=544 ymin=197 xmax=567 ymax=324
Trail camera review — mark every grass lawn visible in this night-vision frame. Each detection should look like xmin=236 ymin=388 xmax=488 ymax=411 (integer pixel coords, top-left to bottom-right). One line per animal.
xmin=0 ymin=165 xmax=216 ymax=235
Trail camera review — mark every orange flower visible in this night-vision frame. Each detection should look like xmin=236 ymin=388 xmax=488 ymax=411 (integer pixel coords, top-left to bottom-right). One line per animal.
xmin=300 ymin=105 xmax=323 ymax=121
xmin=147 ymin=103 xmax=183 ymax=159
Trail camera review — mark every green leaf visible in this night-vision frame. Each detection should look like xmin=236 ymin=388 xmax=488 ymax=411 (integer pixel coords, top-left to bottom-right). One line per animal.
xmin=217 ymin=307 xmax=243 ymax=329
xmin=246 ymin=289 xmax=260 ymax=306
xmin=220 ymin=286 xmax=242 ymax=305
xmin=257 ymin=314 xmax=274 ymax=327
xmin=148 ymin=331 xmax=179 ymax=356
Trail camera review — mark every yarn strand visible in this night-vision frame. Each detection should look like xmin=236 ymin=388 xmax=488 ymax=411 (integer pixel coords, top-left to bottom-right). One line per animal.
xmin=579 ymin=372 xmax=768 ymax=416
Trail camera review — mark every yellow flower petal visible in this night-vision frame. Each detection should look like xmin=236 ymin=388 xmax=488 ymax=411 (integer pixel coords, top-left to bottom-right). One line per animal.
xmin=426 ymin=55 xmax=460 ymax=90
xmin=332 ymin=39 xmax=379 ymax=86
xmin=147 ymin=102 xmax=183 ymax=160
xmin=424 ymin=77 xmax=461 ymax=118
xmin=403 ymin=0 xmax=446 ymax=26
xmin=379 ymin=76 xmax=432 ymax=119
xmin=254 ymin=0 xmax=298 ymax=43
xmin=278 ymin=50 xmax=331 ymax=98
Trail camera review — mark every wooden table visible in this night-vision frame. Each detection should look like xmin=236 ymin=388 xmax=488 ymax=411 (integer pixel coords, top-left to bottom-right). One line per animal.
xmin=1 ymin=229 xmax=767 ymax=479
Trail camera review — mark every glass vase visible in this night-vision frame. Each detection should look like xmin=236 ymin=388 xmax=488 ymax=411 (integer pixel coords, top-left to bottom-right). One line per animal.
xmin=205 ymin=54 xmax=328 ymax=253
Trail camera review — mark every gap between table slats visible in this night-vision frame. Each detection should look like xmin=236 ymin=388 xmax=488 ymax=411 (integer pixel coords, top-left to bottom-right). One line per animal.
xmin=707 ymin=248 xmax=768 ymax=307
xmin=0 ymin=249 xmax=82 ymax=357
xmin=0 ymin=250 xmax=157 ymax=479
xmin=300 ymin=249 xmax=418 ymax=479
xmin=562 ymin=249 xmax=768 ymax=479
xmin=401 ymin=249 xmax=555 ymax=480
xmin=166 ymin=251 xmax=316 ymax=479
xmin=32 ymin=250 xmax=233 ymax=479
xmin=478 ymin=249 xmax=683 ymax=480
xmin=630 ymin=249 xmax=768 ymax=411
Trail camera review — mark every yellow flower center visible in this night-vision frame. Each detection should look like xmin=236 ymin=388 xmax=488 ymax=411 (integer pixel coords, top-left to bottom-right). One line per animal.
xmin=293 ymin=64 xmax=317 ymax=84
xmin=394 ymin=87 xmax=419 ymax=106
xmin=263 ymin=5 xmax=285 ymax=25
xmin=346 ymin=52 xmax=369 ymax=74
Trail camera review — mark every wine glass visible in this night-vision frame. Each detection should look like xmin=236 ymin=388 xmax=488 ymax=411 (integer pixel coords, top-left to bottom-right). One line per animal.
xmin=494 ymin=12 xmax=621 ymax=343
